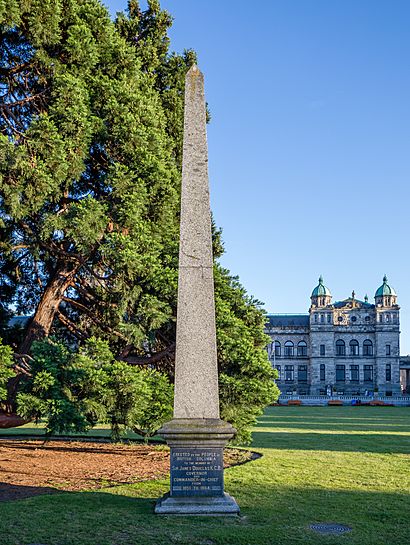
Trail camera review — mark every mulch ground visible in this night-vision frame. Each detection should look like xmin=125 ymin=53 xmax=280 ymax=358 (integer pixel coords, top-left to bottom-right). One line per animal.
xmin=0 ymin=439 xmax=252 ymax=502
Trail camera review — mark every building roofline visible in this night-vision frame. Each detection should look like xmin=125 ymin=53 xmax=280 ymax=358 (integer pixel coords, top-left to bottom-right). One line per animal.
xmin=266 ymin=313 xmax=308 ymax=317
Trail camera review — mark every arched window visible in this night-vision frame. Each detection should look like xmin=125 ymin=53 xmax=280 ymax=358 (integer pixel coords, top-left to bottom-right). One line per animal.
xmin=336 ymin=339 xmax=346 ymax=356
xmin=284 ymin=341 xmax=294 ymax=357
xmin=349 ymin=339 xmax=359 ymax=356
xmin=363 ymin=340 xmax=373 ymax=356
xmin=275 ymin=341 xmax=281 ymax=357
xmin=297 ymin=341 xmax=307 ymax=357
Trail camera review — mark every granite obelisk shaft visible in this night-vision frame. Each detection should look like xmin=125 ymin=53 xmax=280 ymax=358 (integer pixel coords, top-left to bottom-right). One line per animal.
xmin=174 ymin=65 xmax=219 ymax=420
xmin=155 ymin=65 xmax=239 ymax=515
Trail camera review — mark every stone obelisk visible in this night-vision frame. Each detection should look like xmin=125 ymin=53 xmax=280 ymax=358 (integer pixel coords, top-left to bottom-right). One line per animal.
xmin=155 ymin=65 xmax=240 ymax=515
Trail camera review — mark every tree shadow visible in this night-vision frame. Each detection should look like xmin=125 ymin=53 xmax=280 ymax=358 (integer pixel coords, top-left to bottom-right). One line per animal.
xmin=0 ymin=483 xmax=408 ymax=545
xmin=257 ymin=418 xmax=410 ymax=432
xmin=0 ymin=439 xmax=160 ymax=456
xmin=0 ymin=481 xmax=60 ymax=502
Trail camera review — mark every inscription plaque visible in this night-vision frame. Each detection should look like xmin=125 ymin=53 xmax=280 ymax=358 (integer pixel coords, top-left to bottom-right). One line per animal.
xmin=170 ymin=447 xmax=224 ymax=497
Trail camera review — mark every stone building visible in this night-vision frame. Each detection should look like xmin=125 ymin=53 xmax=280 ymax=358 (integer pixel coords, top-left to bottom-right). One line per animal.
xmin=399 ymin=356 xmax=410 ymax=394
xmin=265 ymin=276 xmax=401 ymax=396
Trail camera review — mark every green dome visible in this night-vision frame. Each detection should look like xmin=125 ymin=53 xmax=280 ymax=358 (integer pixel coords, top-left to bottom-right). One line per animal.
xmin=375 ymin=275 xmax=396 ymax=297
xmin=311 ymin=276 xmax=331 ymax=297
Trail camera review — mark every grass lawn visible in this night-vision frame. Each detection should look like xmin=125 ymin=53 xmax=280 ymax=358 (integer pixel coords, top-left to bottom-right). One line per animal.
xmin=1 ymin=406 xmax=409 ymax=545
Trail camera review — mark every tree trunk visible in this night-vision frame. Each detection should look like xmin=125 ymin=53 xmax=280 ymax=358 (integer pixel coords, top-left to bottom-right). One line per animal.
xmin=6 ymin=262 xmax=79 ymax=412
xmin=0 ymin=412 xmax=30 ymax=428
xmin=19 ymin=262 xmax=79 ymax=354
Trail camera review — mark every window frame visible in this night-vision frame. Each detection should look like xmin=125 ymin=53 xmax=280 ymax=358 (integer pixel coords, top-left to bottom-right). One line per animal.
xmin=336 ymin=339 xmax=346 ymax=357
xmin=284 ymin=341 xmax=294 ymax=357
xmin=320 ymin=364 xmax=326 ymax=381
xmin=349 ymin=339 xmax=359 ymax=356
xmin=364 ymin=365 xmax=373 ymax=382
xmin=284 ymin=365 xmax=294 ymax=382
xmin=298 ymin=365 xmax=308 ymax=383
xmin=363 ymin=340 xmax=373 ymax=356
xmin=336 ymin=364 xmax=346 ymax=382
xmin=297 ymin=341 xmax=307 ymax=357
xmin=350 ymin=364 xmax=359 ymax=382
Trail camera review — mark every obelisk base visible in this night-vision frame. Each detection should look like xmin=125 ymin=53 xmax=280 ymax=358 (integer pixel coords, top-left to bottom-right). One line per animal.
xmin=155 ymin=419 xmax=240 ymax=515
xmin=155 ymin=492 xmax=239 ymax=515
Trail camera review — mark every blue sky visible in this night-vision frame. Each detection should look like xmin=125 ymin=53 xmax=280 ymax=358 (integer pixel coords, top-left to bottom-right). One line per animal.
xmin=106 ymin=1 xmax=410 ymax=354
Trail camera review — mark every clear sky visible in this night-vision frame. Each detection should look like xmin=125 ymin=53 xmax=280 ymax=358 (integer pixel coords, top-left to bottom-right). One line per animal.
xmin=105 ymin=1 xmax=410 ymax=354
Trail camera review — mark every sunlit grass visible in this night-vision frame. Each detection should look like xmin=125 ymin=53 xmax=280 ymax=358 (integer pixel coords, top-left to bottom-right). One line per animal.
xmin=0 ymin=406 xmax=409 ymax=545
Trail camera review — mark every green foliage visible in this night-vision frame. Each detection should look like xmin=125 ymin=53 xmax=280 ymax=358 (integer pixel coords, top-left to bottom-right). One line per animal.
xmin=129 ymin=369 xmax=173 ymax=440
xmin=16 ymin=338 xmax=108 ymax=434
xmin=16 ymin=337 xmax=173 ymax=440
xmin=215 ymin=265 xmax=279 ymax=444
xmin=0 ymin=0 xmax=278 ymax=442
xmin=102 ymin=361 xmax=150 ymax=441
xmin=0 ymin=339 xmax=15 ymax=401
xmin=0 ymin=0 xmax=181 ymax=345
xmin=102 ymin=362 xmax=173 ymax=442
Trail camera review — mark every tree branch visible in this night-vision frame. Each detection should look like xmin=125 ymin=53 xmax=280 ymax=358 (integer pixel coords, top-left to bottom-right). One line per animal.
xmin=62 ymin=296 xmax=128 ymax=342
xmin=118 ymin=343 xmax=176 ymax=366
xmin=56 ymin=310 xmax=88 ymax=341
xmin=0 ymin=90 xmax=48 ymax=109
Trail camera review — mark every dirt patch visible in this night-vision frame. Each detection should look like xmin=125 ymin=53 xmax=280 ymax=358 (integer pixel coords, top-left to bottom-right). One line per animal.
xmin=0 ymin=439 xmax=253 ymax=502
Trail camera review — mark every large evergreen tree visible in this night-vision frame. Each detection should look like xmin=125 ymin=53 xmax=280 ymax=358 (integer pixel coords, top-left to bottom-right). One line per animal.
xmin=0 ymin=0 xmax=278 ymax=442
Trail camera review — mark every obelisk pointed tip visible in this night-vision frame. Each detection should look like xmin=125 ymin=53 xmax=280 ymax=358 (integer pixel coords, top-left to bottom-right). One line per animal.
xmin=186 ymin=64 xmax=203 ymax=80
xmin=187 ymin=63 xmax=199 ymax=73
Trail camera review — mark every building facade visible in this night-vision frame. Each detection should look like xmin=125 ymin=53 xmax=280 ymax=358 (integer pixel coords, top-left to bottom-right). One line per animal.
xmin=265 ymin=276 xmax=401 ymax=396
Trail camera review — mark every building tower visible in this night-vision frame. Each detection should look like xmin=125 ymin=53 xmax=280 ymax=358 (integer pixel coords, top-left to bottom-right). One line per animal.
xmin=310 ymin=276 xmax=332 ymax=308
xmin=309 ymin=277 xmax=332 ymax=394
xmin=375 ymin=275 xmax=398 ymax=308
xmin=374 ymin=276 xmax=401 ymax=395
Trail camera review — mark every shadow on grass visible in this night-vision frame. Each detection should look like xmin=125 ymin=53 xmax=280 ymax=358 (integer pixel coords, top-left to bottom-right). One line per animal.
xmin=0 ymin=427 xmax=46 ymax=436
xmin=251 ymin=429 xmax=410 ymax=453
xmin=0 ymin=482 xmax=408 ymax=545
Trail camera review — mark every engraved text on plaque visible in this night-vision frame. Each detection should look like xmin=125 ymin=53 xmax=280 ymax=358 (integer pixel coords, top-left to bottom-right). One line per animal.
xmin=170 ymin=448 xmax=224 ymax=497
